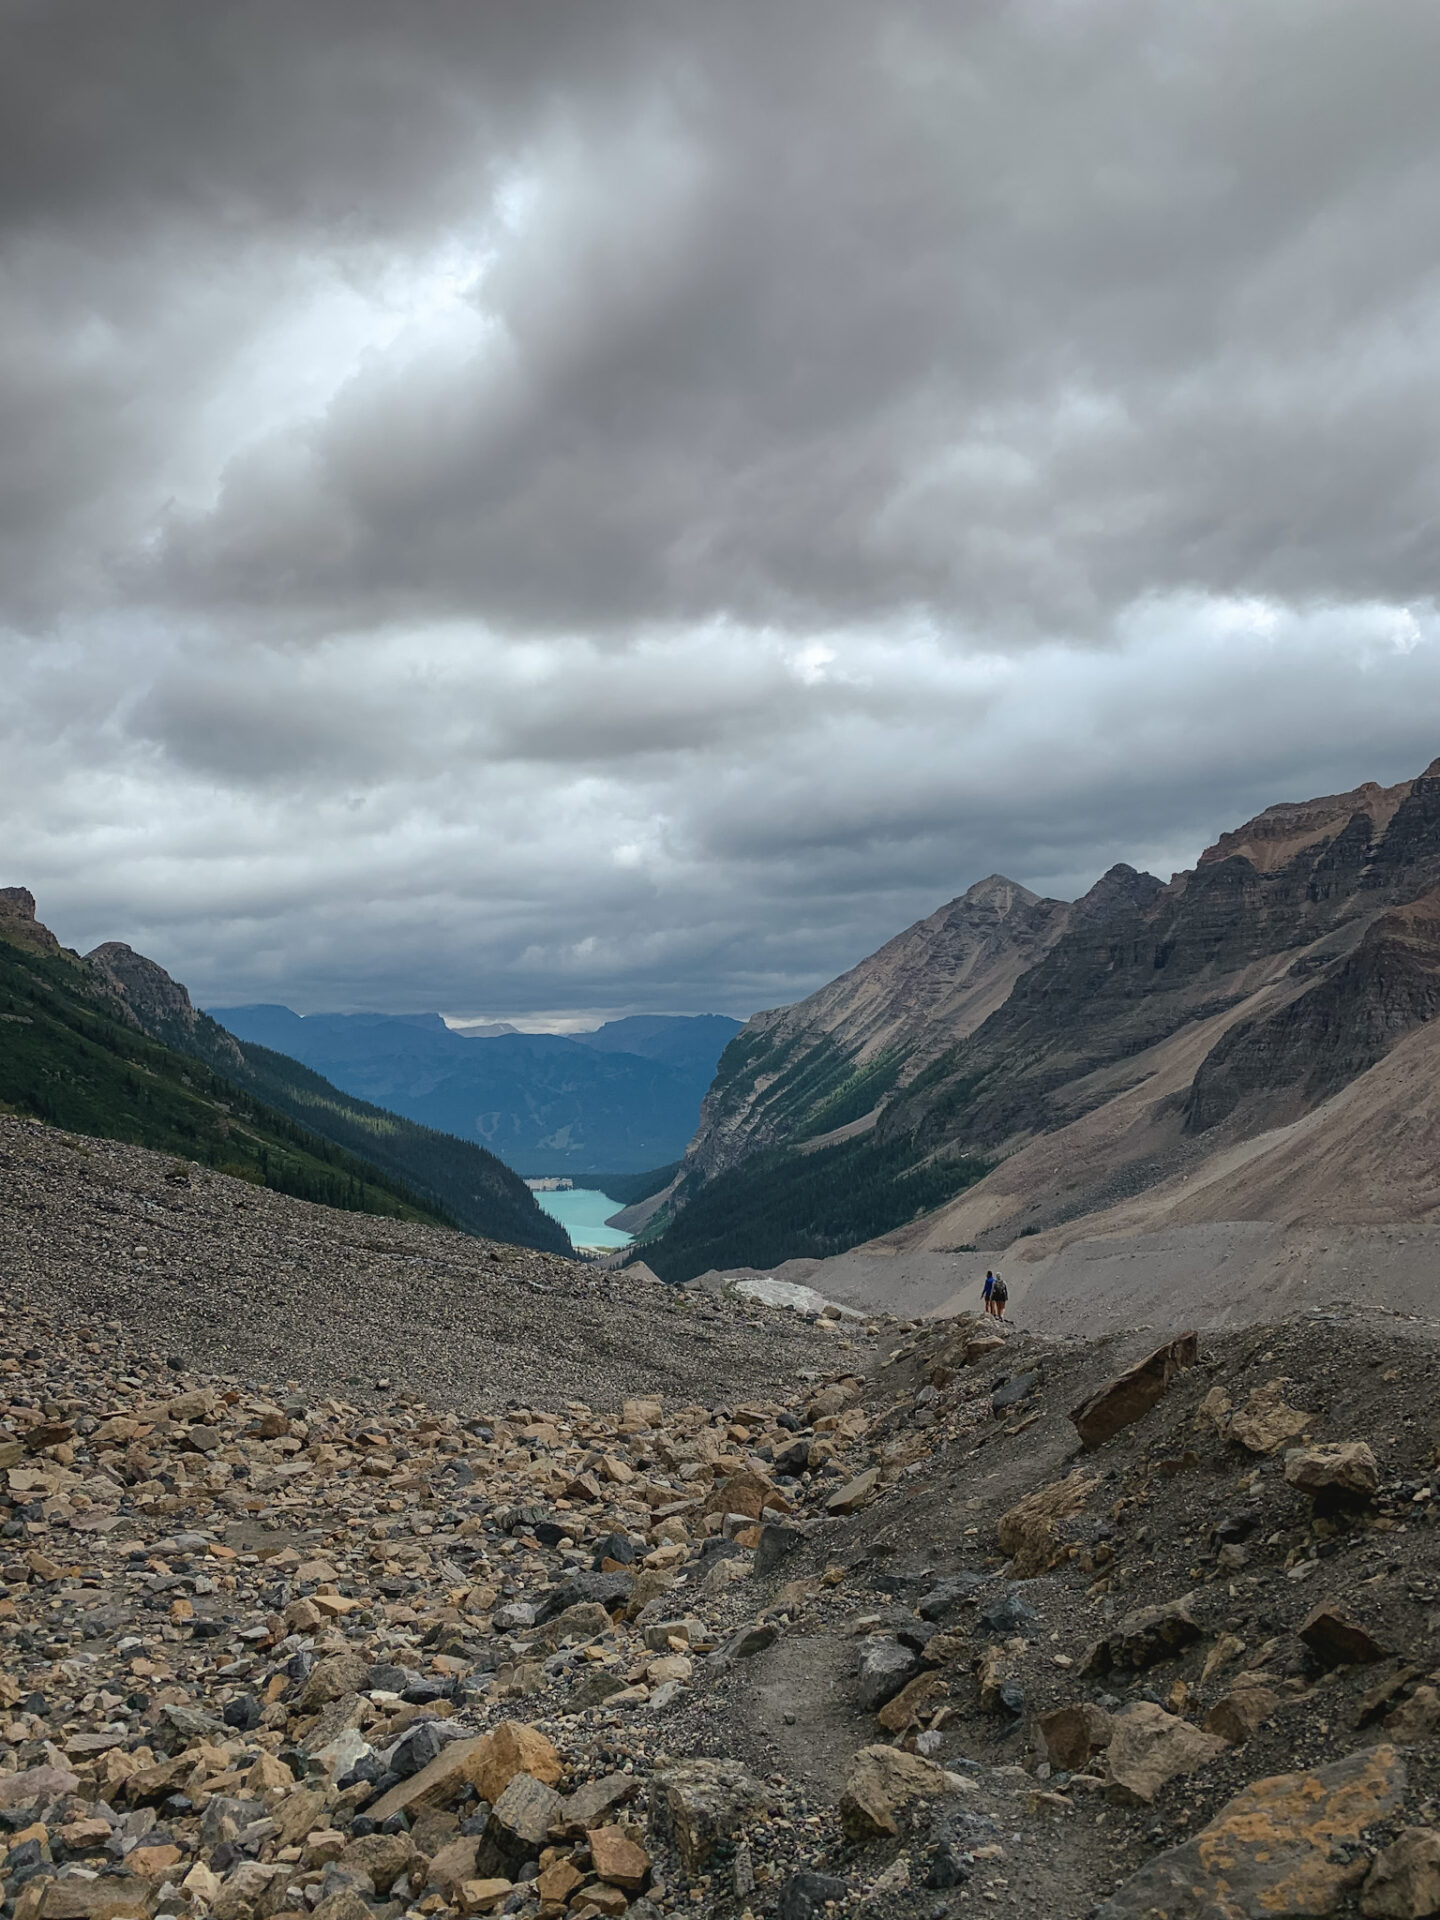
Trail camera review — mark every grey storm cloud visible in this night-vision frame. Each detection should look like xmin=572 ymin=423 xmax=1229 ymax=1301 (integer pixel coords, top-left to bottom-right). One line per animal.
xmin=4 ymin=0 xmax=1440 ymax=1019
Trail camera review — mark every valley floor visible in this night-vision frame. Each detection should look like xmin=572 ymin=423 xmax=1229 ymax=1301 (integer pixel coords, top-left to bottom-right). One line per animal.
xmin=3 ymin=1120 xmax=1440 ymax=1920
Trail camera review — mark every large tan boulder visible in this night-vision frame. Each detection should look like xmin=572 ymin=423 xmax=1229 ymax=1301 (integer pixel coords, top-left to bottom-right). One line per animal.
xmin=1103 ymin=1703 xmax=1226 ymax=1806
xmin=995 ymin=1471 xmax=1098 ymax=1578
xmin=1226 ymin=1380 xmax=1312 ymax=1454
xmin=469 ymin=1721 xmax=563 ymax=1806
xmin=1284 ymin=1442 xmax=1380 ymax=1505
xmin=838 ymin=1745 xmax=961 ymax=1842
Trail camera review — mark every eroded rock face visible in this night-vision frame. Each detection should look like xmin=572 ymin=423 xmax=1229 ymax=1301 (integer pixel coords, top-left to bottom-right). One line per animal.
xmin=1097 ymin=1745 xmax=1408 ymax=1918
xmin=1069 ymin=1335 xmax=1199 ymax=1450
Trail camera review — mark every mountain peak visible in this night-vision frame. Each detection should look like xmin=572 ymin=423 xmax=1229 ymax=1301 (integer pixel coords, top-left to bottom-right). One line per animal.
xmin=1068 ymin=862 xmax=1165 ymax=929
xmin=0 ymin=885 xmax=61 ymax=957
xmin=962 ymin=873 xmax=1040 ymax=910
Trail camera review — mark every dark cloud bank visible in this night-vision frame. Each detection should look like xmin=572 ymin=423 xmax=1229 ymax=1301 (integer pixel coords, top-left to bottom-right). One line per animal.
xmin=4 ymin=1 xmax=1440 ymax=1021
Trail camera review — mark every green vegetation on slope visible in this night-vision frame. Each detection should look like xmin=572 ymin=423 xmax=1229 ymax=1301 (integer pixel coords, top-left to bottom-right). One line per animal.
xmin=225 ymin=1041 xmax=572 ymax=1255
xmin=640 ymin=1131 xmax=987 ymax=1282
xmin=0 ymin=941 xmax=446 ymax=1225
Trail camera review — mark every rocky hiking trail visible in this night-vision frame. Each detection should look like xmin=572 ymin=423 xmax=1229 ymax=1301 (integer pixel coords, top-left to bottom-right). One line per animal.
xmin=3 ymin=1123 xmax=1440 ymax=1919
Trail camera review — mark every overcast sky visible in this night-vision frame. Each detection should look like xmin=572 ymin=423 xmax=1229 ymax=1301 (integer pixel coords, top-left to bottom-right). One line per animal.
xmin=5 ymin=1 xmax=1440 ymax=1024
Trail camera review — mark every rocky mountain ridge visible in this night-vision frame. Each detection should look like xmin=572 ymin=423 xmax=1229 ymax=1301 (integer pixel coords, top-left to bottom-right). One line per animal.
xmin=653 ymin=758 xmax=1440 ymax=1281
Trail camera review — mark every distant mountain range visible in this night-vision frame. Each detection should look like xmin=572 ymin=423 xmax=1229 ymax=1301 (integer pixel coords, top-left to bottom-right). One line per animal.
xmin=207 ymin=1007 xmax=742 ymax=1176
xmin=646 ymin=757 xmax=1440 ymax=1280
xmin=0 ymin=890 xmax=569 ymax=1255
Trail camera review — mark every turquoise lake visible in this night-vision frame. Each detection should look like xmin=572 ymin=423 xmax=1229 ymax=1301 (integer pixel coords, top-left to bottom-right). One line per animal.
xmin=532 ymin=1185 xmax=633 ymax=1250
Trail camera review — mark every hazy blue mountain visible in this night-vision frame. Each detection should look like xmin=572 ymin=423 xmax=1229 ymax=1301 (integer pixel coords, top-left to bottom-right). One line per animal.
xmin=207 ymin=1007 xmax=742 ymax=1175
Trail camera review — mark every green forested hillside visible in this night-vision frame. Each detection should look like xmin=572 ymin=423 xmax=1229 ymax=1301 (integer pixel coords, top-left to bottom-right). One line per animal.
xmin=217 ymin=1040 xmax=572 ymax=1254
xmin=80 ymin=938 xmax=572 ymax=1255
xmin=0 ymin=937 xmax=445 ymax=1225
xmin=639 ymin=1131 xmax=986 ymax=1282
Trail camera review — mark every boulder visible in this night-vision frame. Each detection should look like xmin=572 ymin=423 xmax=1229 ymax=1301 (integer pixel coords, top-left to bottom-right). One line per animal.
xmin=1036 ymin=1703 xmax=1115 ymax=1773
xmin=454 ymin=1882 xmax=513 ymax=1916
xmin=1095 ymin=1745 xmax=1407 ymax=1918
xmin=1103 ymin=1703 xmax=1227 ymax=1806
xmin=340 ymin=1832 xmax=417 ymax=1896
xmin=917 ymin=1572 xmax=984 ymax=1621
xmin=1204 ymin=1685 xmax=1280 ymax=1746
xmin=424 ymin=1837 xmax=481 ymax=1896
xmin=367 ymin=1721 xmax=561 ymax=1826
xmin=777 ymin=1872 xmax=849 ymax=1920
xmin=1068 ymin=1334 xmax=1198 ymax=1449
xmin=838 ymin=1745 xmax=958 ymax=1842
xmin=469 ymin=1722 xmax=563 ymax=1806
xmin=484 ymin=1773 xmax=566 ymax=1869
xmin=37 ymin=1879 xmax=155 ymax=1920
xmin=1227 ymin=1381 xmax=1312 ymax=1454
xmin=1284 ymin=1442 xmax=1380 ymax=1508
xmin=587 ymin=1825 xmax=651 ymax=1892
xmin=548 ymin=1772 xmax=637 ymax=1840
xmin=1107 ymin=1593 xmax=1203 ymax=1670
xmin=825 ymin=1467 xmax=880 ymax=1516
xmin=995 ymin=1472 xmax=1098 ymax=1578
xmin=0 ymin=1766 xmax=80 ymax=1810
xmin=1299 ymin=1602 xmax=1388 ymax=1669
xmin=533 ymin=1572 xmax=633 ymax=1624
xmin=299 ymin=1653 xmax=371 ymax=1712
xmin=876 ymin=1671 xmax=949 ymax=1733
xmin=855 ymin=1636 xmax=921 ymax=1713
xmin=649 ymin=1758 xmax=770 ymax=1873
xmin=310 ymin=1890 xmax=374 ymax=1920
xmin=1362 ymin=1827 xmax=1440 ymax=1919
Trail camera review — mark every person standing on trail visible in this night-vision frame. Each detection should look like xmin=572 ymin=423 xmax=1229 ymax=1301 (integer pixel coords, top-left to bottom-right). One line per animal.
xmin=982 ymin=1270 xmax=996 ymax=1316
xmin=992 ymin=1272 xmax=1009 ymax=1321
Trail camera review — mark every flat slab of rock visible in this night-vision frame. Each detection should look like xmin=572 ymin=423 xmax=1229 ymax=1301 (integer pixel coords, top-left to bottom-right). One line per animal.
xmin=1069 ymin=1334 xmax=1198 ymax=1449
xmin=825 ymin=1467 xmax=880 ymax=1515
xmin=1095 ymin=1744 xmax=1407 ymax=1918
